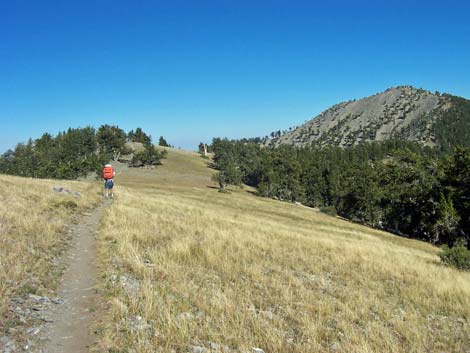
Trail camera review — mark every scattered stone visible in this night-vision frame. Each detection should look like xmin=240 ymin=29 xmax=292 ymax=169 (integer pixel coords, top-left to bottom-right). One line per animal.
xmin=327 ymin=318 xmax=339 ymax=329
xmin=32 ymin=305 xmax=44 ymax=312
xmin=192 ymin=346 xmax=206 ymax=353
xmin=331 ymin=341 xmax=341 ymax=352
xmin=210 ymin=342 xmax=231 ymax=352
xmin=143 ymin=258 xmax=156 ymax=267
xmin=11 ymin=297 xmax=25 ymax=305
xmin=51 ymin=297 xmax=64 ymax=305
xmin=195 ymin=310 xmax=205 ymax=319
xmin=176 ymin=311 xmax=194 ymax=321
xmin=52 ymin=186 xmax=82 ymax=197
xmin=252 ymin=348 xmax=265 ymax=353
xmin=0 ymin=336 xmax=17 ymax=353
xmin=259 ymin=310 xmax=273 ymax=320
xmin=119 ymin=274 xmax=141 ymax=294
xmin=41 ymin=316 xmax=54 ymax=323
xmin=129 ymin=315 xmax=150 ymax=331
xmin=209 ymin=342 xmax=220 ymax=350
xmin=28 ymin=293 xmax=50 ymax=304
xmin=28 ymin=294 xmax=43 ymax=302
xmin=27 ymin=327 xmax=41 ymax=336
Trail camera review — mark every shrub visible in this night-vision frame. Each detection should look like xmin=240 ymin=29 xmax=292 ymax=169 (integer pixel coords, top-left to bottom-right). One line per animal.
xmin=211 ymin=163 xmax=242 ymax=190
xmin=54 ymin=200 xmax=78 ymax=210
xmin=130 ymin=146 xmax=167 ymax=167
xmin=440 ymin=245 xmax=470 ymax=270
xmin=319 ymin=206 xmax=337 ymax=216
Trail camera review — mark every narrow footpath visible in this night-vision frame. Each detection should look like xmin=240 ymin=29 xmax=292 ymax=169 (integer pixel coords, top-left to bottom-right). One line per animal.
xmin=40 ymin=200 xmax=109 ymax=353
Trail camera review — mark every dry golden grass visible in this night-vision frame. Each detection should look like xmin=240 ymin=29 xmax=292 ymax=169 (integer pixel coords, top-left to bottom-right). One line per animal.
xmin=98 ymin=149 xmax=470 ymax=353
xmin=0 ymin=174 xmax=100 ymax=328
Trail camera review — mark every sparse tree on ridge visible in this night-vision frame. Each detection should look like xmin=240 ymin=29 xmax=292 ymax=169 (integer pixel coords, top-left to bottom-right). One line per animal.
xmin=158 ymin=136 xmax=169 ymax=147
xmin=128 ymin=127 xmax=152 ymax=147
xmin=130 ymin=144 xmax=167 ymax=167
xmin=96 ymin=125 xmax=127 ymax=161
xmin=211 ymin=162 xmax=242 ymax=190
xmin=198 ymin=142 xmax=208 ymax=156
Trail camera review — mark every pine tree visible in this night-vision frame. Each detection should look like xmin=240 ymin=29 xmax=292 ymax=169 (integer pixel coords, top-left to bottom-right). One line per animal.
xmin=159 ymin=136 xmax=169 ymax=147
xmin=97 ymin=125 xmax=127 ymax=161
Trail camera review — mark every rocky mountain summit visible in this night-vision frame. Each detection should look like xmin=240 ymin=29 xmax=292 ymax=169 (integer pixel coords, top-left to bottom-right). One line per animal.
xmin=266 ymin=86 xmax=468 ymax=148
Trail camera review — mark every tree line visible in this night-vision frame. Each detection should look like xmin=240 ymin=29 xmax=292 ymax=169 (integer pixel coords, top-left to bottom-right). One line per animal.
xmin=433 ymin=94 xmax=470 ymax=153
xmin=0 ymin=125 xmax=169 ymax=179
xmin=208 ymin=138 xmax=470 ymax=252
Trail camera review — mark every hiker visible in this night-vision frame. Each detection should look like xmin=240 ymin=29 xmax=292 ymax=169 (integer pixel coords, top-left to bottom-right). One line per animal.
xmin=102 ymin=163 xmax=116 ymax=198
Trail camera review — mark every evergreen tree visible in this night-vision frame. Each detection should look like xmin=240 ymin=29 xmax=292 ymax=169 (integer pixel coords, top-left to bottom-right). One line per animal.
xmin=443 ymin=147 xmax=470 ymax=248
xmin=97 ymin=125 xmax=127 ymax=161
xmin=158 ymin=136 xmax=169 ymax=147
xmin=130 ymin=144 xmax=167 ymax=167
xmin=198 ymin=142 xmax=206 ymax=154
xmin=433 ymin=193 xmax=460 ymax=245
xmin=0 ymin=125 xmax=161 ymax=179
xmin=128 ymin=127 xmax=152 ymax=147
xmin=211 ymin=162 xmax=242 ymax=190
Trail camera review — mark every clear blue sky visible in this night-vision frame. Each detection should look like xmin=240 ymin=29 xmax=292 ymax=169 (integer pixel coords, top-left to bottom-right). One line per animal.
xmin=1 ymin=0 xmax=469 ymax=152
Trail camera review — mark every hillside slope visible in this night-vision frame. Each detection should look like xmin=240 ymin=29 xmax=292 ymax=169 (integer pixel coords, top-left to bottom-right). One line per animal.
xmin=97 ymin=148 xmax=470 ymax=353
xmin=0 ymin=175 xmax=100 ymax=349
xmin=267 ymin=86 xmax=470 ymax=149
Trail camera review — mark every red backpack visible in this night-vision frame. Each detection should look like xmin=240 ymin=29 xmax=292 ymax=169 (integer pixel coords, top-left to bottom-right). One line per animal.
xmin=102 ymin=166 xmax=114 ymax=179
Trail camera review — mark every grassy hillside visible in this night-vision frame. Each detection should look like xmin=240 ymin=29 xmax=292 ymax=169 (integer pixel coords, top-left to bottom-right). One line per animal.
xmin=0 ymin=175 xmax=100 ymax=332
xmin=97 ymin=148 xmax=470 ymax=353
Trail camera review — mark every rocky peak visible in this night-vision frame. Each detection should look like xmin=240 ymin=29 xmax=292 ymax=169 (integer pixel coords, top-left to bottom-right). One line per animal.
xmin=266 ymin=86 xmax=453 ymax=148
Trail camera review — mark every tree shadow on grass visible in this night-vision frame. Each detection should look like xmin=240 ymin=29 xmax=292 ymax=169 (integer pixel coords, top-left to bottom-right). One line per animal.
xmin=206 ymin=185 xmax=242 ymax=193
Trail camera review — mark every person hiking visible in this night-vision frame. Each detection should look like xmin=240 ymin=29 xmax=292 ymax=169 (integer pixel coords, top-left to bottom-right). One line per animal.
xmin=102 ymin=163 xmax=116 ymax=198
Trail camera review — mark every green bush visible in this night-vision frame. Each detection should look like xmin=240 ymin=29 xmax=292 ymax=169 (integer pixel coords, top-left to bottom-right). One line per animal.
xmin=319 ymin=206 xmax=337 ymax=216
xmin=53 ymin=200 xmax=78 ymax=210
xmin=211 ymin=164 xmax=242 ymax=190
xmin=130 ymin=145 xmax=167 ymax=167
xmin=440 ymin=245 xmax=470 ymax=270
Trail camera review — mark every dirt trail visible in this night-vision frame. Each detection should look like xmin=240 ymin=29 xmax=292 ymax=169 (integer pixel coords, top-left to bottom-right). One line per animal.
xmin=40 ymin=200 xmax=109 ymax=353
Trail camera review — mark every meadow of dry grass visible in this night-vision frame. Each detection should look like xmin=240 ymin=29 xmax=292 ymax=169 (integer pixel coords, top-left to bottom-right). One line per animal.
xmin=0 ymin=175 xmax=100 ymax=330
xmin=96 ymin=148 xmax=470 ymax=353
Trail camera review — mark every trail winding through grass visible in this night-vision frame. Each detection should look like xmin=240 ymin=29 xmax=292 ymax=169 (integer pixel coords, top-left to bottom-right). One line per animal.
xmin=40 ymin=200 xmax=109 ymax=353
